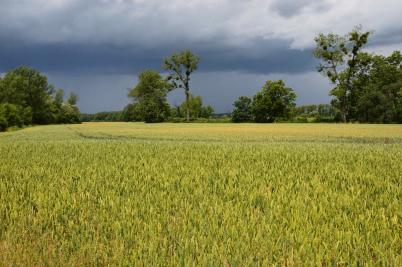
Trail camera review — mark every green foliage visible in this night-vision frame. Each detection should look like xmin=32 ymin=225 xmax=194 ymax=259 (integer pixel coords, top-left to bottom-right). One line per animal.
xmin=139 ymin=98 xmax=170 ymax=123
xmin=314 ymin=27 xmax=402 ymax=123
xmin=81 ymin=111 xmax=123 ymax=122
xmin=0 ymin=66 xmax=54 ymax=124
xmin=175 ymin=94 xmax=214 ymax=119
xmin=164 ymin=49 xmax=200 ymax=122
xmin=0 ymin=103 xmax=32 ymax=127
xmin=232 ymin=96 xmax=252 ymax=122
xmin=314 ymin=26 xmax=370 ymax=122
xmin=0 ymin=67 xmax=81 ymax=129
xmin=129 ymin=70 xmax=171 ymax=123
xmin=59 ymin=103 xmax=81 ymax=124
xmin=121 ymin=104 xmax=142 ymax=122
xmin=67 ymin=92 xmax=79 ymax=106
xmin=352 ymin=51 xmax=402 ymax=123
xmin=0 ymin=123 xmax=401 ymax=265
xmin=200 ymin=105 xmax=214 ymax=119
xmin=0 ymin=114 xmax=7 ymax=132
xmin=295 ymin=104 xmax=340 ymax=122
xmin=250 ymin=80 xmax=297 ymax=123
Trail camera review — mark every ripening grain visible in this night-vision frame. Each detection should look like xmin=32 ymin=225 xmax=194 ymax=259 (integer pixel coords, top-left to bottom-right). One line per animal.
xmin=0 ymin=123 xmax=401 ymax=266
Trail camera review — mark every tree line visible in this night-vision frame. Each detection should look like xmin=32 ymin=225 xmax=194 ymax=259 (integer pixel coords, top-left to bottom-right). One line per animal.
xmin=0 ymin=66 xmax=80 ymax=131
xmin=231 ymin=26 xmax=402 ymax=123
xmin=313 ymin=26 xmax=402 ymax=123
xmin=1 ymin=26 xmax=401 ymax=130
xmin=105 ymin=26 xmax=401 ymax=124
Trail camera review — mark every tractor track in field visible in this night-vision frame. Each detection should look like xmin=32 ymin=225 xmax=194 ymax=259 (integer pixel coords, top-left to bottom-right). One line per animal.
xmin=67 ymin=127 xmax=402 ymax=145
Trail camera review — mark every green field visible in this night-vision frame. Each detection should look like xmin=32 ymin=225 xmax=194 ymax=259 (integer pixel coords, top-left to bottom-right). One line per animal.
xmin=0 ymin=123 xmax=401 ymax=265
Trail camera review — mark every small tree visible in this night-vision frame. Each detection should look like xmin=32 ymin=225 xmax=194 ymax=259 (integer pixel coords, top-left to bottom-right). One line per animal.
xmin=250 ymin=80 xmax=296 ymax=123
xmin=122 ymin=103 xmax=142 ymax=122
xmin=179 ymin=94 xmax=202 ymax=119
xmin=232 ymin=96 xmax=252 ymax=122
xmin=60 ymin=103 xmax=81 ymax=124
xmin=67 ymin=92 xmax=79 ymax=106
xmin=177 ymin=94 xmax=214 ymax=119
xmin=129 ymin=70 xmax=171 ymax=123
xmin=163 ymin=50 xmax=200 ymax=122
xmin=200 ymin=105 xmax=214 ymax=119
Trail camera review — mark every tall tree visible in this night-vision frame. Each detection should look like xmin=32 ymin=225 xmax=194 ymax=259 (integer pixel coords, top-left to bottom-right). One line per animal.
xmin=314 ymin=26 xmax=370 ymax=122
xmin=353 ymin=51 xmax=402 ymax=122
xmin=128 ymin=70 xmax=171 ymax=123
xmin=250 ymin=80 xmax=296 ymax=123
xmin=163 ymin=50 xmax=200 ymax=122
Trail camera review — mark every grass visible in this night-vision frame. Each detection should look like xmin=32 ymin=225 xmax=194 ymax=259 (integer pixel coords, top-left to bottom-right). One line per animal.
xmin=0 ymin=122 xmax=401 ymax=265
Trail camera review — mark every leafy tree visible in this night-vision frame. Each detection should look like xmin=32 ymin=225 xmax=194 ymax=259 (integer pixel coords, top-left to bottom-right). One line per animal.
xmin=232 ymin=96 xmax=252 ymax=122
xmin=51 ymin=89 xmax=65 ymax=123
xmin=164 ymin=50 xmax=200 ymax=122
xmin=67 ymin=92 xmax=79 ymax=106
xmin=169 ymin=106 xmax=181 ymax=118
xmin=129 ymin=70 xmax=171 ymax=123
xmin=250 ymin=80 xmax=296 ymax=123
xmin=121 ymin=104 xmax=142 ymax=122
xmin=179 ymin=94 xmax=202 ymax=119
xmin=200 ymin=105 xmax=214 ymax=119
xmin=353 ymin=52 xmax=402 ymax=123
xmin=314 ymin=26 xmax=370 ymax=122
xmin=317 ymin=104 xmax=339 ymax=121
xmin=0 ymin=66 xmax=55 ymax=124
xmin=295 ymin=104 xmax=339 ymax=122
xmin=176 ymin=94 xmax=214 ymax=119
xmin=60 ymin=103 xmax=81 ymax=124
xmin=49 ymin=89 xmax=81 ymax=124
xmin=54 ymin=89 xmax=64 ymax=108
xmin=0 ymin=103 xmax=32 ymax=127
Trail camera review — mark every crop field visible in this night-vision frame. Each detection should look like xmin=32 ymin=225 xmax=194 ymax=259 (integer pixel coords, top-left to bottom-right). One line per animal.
xmin=0 ymin=123 xmax=401 ymax=266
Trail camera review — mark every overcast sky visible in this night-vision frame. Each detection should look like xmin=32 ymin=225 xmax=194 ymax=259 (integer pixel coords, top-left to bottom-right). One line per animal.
xmin=1 ymin=0 xmax=402 ymax=113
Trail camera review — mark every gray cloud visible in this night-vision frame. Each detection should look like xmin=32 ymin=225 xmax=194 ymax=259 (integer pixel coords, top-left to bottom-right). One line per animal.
xmin=270 ymin=0 xmax=332 ymax=18
xmin=0 ymin=36 xmax=316 ymax=75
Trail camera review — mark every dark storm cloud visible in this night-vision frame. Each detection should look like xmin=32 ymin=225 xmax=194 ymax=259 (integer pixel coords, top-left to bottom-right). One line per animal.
xmin=0 ymin=37 xmax=315 ymax=75
xmin=369 ymin=28 xmax=402 ymax=47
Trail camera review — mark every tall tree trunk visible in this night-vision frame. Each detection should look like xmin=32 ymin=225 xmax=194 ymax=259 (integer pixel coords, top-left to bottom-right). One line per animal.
xmin=185 ymin=89 xmax=190 ymax=122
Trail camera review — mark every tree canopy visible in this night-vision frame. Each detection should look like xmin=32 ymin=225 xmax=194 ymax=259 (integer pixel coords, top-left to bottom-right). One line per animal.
xmin=251 ymin=80 xmax=297 ymax=123
xmin=128 ymin=70 xmax=171 ymax=123
xmin=164 ymin=49 xmax=200 ymax=122
xmin=314 ymin=26 xmax=402 ymax=123
xmin=232 ymin=96 xmax=252 ymax=122
xmin=0 ymin=66 xmax=81 ymax=131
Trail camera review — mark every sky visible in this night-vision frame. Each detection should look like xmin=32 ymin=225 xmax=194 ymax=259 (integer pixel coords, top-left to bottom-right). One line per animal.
xmin=1 ymin=0 xmax=402 ymax=113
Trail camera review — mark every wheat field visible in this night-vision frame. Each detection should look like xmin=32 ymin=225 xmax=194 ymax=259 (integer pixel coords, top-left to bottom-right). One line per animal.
xmin=0 ymin=123 xmax=401 ymax=265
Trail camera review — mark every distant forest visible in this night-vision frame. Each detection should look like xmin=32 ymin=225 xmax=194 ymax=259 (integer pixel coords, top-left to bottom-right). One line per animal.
xmin=1 ymin=26 xmax=401 ymax=131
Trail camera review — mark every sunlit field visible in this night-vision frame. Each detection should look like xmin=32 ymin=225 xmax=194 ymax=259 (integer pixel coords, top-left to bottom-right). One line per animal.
xmin=1 ymin=123 xmax=401 ymax=265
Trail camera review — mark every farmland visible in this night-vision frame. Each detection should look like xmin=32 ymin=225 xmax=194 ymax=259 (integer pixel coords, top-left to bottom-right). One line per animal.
xmin=0 ymin=123 xmax=401 ymax=265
